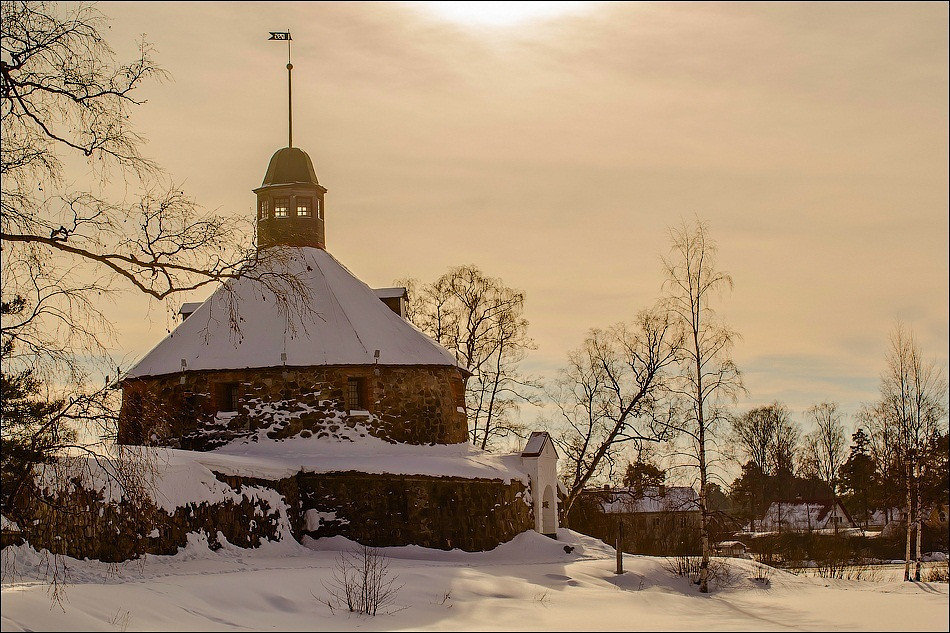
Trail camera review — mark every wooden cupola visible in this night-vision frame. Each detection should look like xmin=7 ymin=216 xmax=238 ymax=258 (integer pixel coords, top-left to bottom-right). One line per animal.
xmin=254 ymin=147 xmax=327 ymax=249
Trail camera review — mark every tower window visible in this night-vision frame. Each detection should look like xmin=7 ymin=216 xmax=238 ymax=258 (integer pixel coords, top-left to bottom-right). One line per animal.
xmin=296 ymin=199 xmax=311 ymax=217
xmin=316 ymin=197 xmax=323 ymax=220
xmin=219 ymin=382 xmax=240 ymax=412
xmin=346 ymin=377 xmax=364 ymax=411
xmin=274 ymin=198 xmax=289 ymax=218
xmin=259 ymin=199 xmax=270 ymax=219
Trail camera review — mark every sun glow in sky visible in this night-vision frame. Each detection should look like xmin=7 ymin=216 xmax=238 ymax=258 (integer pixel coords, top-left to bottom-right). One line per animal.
xmin=410 ymin=1 xmax=594 ymax=26
xmin=87 ymin=2 xmax=948 ymax=450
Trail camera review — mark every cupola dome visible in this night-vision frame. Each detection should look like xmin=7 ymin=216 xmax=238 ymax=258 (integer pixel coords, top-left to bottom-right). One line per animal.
xmin=254 ymin=147 xmax=327 ymax=249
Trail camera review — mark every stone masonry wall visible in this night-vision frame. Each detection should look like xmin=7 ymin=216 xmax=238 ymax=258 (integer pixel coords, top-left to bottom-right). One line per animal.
xmin=5 ymin=469 xmax=534 ymax=560
xmin=6 ymin=476 xmax=291 ymax=562
xmin=297 ymin=472 xmax=533 ymax=551
xmin=118 ymin=364 xmax=468 ymax=450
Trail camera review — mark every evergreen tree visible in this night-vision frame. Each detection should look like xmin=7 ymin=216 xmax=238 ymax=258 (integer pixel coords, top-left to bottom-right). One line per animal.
xmin=838 ymin=428 xmax=878 ymax=527
xmin=622 ymin=460 xmax=666 ymax=497
xmin=0 ymin=296 xmax=70 ymax=518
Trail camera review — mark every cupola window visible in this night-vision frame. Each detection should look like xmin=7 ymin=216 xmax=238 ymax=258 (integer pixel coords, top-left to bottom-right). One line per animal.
xmin=274 ymin=197 xmax=290 ymax=218
xmin=296 ymin=199 xmax=311 ymax=217
xmin=316 ymin=197 xmax=323 ymax=220
xmin=259 ymin=199 xmax=270 ymax=219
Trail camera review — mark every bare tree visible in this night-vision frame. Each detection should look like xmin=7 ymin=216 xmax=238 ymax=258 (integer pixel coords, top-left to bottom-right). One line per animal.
xmin=730 ymin=402 xmax=800 ymax=530
xmin=859 ymin=400 xmax=902 ymax=512
xmin=661 ymin=217 xmax=742 ymax=593
xmin=1 ymin=1 xmax=311 ymax=581
xmin=549 ymin=309 xmax=681 ymax=520
xmin=2 ymin=2 xmax=309 ymax=382
xmin=731 ymin=402 xmax=799 ymax=476
xmin=397 ymin=266 xmax=538 ymax=450
xmin=321 ymin=545 xmax=402 ymax=616
xmin=877 ymin=324 xmax=948 ymax=581
xmin=800 ymin=402 xmax=848 ymax=496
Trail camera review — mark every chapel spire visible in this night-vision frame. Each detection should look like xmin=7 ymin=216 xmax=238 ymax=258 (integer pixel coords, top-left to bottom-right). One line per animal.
xmin=255 ymin=31 xmax=327 ymax=249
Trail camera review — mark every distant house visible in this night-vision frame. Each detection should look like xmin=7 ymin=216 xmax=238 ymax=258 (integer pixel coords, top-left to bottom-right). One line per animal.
xmin=926 ymin=504 xmax=949 ymax=531
xmin=749 ymin=499 xmax=857 ymax=533
xmin=865 ymin=507 xmax=902 ymax=531
xmin=571 ymin=486 xmax=702 ymax=555
xmin=599 ymin=485 xmax=700 ymax=522
xmin=714 ymin=540 xmax=750 ymax=558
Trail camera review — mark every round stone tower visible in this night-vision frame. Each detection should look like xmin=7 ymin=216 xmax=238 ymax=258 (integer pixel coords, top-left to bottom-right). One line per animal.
xmin=254 ymin=147 xmax=327 ymax=249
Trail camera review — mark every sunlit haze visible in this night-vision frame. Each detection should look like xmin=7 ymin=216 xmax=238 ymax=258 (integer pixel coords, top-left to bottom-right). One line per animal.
xmin=89 ymin=2 xmax=948 ymax=436
xmin=410 ymin=2 xmax=594 ymax=26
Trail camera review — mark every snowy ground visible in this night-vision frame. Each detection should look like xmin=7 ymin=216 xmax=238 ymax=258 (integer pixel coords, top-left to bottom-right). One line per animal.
xmin=2 ymin=530 xmax=947 ymax=632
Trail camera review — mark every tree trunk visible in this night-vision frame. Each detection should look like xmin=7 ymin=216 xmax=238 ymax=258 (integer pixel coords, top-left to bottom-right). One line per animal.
xmin=695 ymin=332 xmax=710 ymax=593
xmin=698 ymin=408 xmax=710 ymax=593
xmin=914 ymin=466 xmax=923 ymax=582
xmin=615 ymin=518 xmax=624 ymax=575
xmin=904 ymin=454 xmax=913 ymax=582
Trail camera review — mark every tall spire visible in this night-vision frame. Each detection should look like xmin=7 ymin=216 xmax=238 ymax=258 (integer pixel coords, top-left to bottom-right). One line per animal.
xmin=287 ymin=32 xmax=293 ymax=148
xmin=259 ymin=31 xmax=325 ymax=251
xmin=268 ymin=30 xmax=294 ymax=148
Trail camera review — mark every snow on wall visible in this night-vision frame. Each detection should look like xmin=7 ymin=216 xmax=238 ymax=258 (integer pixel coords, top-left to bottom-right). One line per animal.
xmin=124 ymin=247 xmax=460 ymax=378
xmin=201 ymin=433 xmax=532 ymax=485
xmin=33 ymin=448 xmax=284 ymax=515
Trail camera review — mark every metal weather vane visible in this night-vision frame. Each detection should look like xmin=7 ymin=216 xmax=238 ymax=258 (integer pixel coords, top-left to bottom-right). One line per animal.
xmin=268 ymin=30 xmax=293 ymax=147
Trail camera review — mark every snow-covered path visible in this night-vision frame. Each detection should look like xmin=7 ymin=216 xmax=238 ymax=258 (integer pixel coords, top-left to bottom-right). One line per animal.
xmin=2 ymin=531 xmax=947 ymax=631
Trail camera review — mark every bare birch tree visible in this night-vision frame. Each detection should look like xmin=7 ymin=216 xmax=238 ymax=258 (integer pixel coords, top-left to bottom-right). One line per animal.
xmin=878 ymin=323 xmax=948 ymax=581
xmin=1 ymin=1 xmax=311 ymax=581
xmin=549 ymin=309 xmax=681 ymax=520
xmin=661 ymin=217 xmax=742 ymax=593
xmin=397 ymin=266 xmax=538 ymax=449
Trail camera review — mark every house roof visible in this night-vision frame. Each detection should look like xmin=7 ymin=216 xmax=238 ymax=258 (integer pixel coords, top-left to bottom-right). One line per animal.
xmin=594 ymin=486 xmax=699 ymax=514
xmin=760 ymin=499 xmax=856 ymax=528
xmin=123 ymin=247 xmax=461 ymax=379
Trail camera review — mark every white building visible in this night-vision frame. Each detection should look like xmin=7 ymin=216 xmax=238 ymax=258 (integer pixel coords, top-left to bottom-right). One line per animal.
xmin=519 ymin=432 xmax=560 ymax=537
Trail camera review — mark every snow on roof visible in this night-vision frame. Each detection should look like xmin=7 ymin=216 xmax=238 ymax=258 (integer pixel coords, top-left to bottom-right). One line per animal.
xmin=596 ymin=486 xmax=699 ymax=514
xmin=1 ymin=515 xmax=20 ymax=532
xmin=124 ymin=248 xmax=459 ymax=378
xmin=755 ymin=499 xmax=856 ymax=531
xmin=521 ymin=431 xmax=556 ymax=457
xmin=373 ymin=287 xmax=408 ymax=300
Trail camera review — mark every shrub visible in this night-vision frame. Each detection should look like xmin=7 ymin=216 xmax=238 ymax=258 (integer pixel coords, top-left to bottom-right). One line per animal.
xmin=322 ymin=544 xmax=402 ymax=616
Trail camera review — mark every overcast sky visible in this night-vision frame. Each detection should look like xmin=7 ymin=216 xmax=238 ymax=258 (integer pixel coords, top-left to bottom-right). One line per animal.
xmin=96 ymin=1 xmax=948 ymax=434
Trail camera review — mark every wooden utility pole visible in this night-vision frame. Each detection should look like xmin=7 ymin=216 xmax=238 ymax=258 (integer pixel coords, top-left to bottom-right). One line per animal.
xmin=615 ymin=518 xmax=624 ymax=574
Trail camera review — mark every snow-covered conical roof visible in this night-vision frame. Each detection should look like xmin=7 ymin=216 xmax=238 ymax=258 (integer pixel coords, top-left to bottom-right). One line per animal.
xmin=124 ymin=247 xmax=460 ymax=379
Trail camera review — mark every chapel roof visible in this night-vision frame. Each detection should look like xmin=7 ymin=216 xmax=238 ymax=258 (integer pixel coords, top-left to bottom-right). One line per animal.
xmin=521 ymin=431 xmax=557 ymax=458
xmin=123 ymin=247 xmax=460 ymax=378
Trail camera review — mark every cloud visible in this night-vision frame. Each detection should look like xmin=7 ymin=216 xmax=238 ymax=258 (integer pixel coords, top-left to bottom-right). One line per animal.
xmin=88 ymin=2 xmax=947 ymax=422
